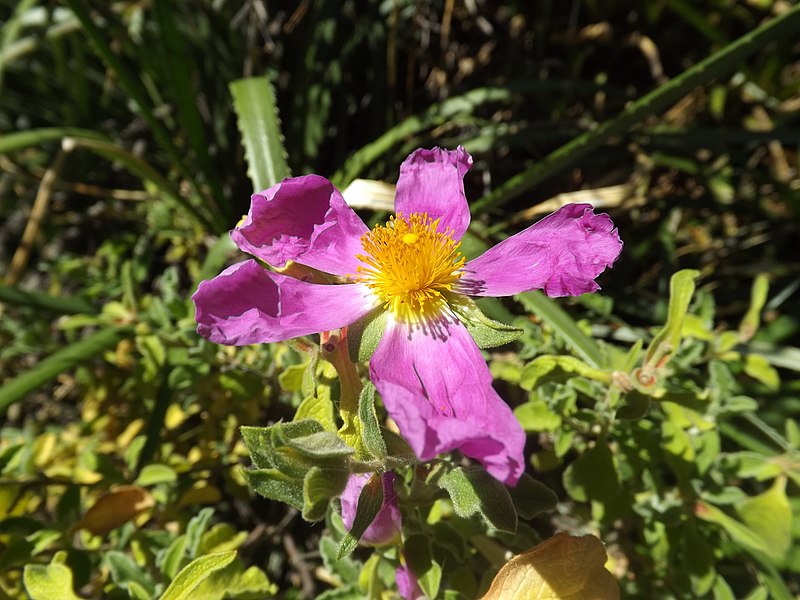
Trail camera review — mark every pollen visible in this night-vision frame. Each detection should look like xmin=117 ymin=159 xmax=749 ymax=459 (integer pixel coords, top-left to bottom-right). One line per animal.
xmin=353 ymin=213 xmax=465 ymax=321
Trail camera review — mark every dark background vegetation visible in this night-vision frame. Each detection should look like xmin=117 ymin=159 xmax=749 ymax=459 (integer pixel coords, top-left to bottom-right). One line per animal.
xmin=1 ymin=1 xmax=799 ymax=598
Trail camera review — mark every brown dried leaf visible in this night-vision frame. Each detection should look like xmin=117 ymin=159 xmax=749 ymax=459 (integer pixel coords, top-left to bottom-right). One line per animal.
xmin=76 ymin=486 xmax=154 ymax=536
xmin=481 ymin=533 xmax=619 ymax=600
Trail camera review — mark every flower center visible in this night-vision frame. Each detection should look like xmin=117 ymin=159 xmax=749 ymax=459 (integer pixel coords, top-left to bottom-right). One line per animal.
xmin=354 ymin=213 xmax=465 ymax=321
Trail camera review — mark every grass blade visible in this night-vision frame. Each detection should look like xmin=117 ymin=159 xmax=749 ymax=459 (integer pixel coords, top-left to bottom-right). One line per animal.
xmin=0 ymin=326 xmax=131 ymax=415
xmin=471 ymin=5 xmax=800 ymax=214
xmin=517 ymin=291 xmax=604 ymax=369
xmin=230 ymin=77 xmax=290 ymax=192
xmin=0 ymin=128 xmax=105 ymax=153
xmin=0 ymin=285 xmax=95 ymax=315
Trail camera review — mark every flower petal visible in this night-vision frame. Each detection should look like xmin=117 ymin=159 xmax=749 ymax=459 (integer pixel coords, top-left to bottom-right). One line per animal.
xmin=231 ymin=175 xmax=369 ymax=276
xmin=396 ymin=564 xmax=425 ymax=600
xmin=370 ymin=317 xmax=525 ymax=485
xmin=340 ymin=472 xmax=402 ymax=546
xmin=461 ymin=203 xmax=622 ymax=297
xmin=193 ymin=259 xmax=375 ymax=345
xmin=394 ymin=147 xmax=473 ymax=240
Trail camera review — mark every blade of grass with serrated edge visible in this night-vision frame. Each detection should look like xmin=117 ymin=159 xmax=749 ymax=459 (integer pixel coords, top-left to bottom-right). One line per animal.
xmin=230 ymin=77 xmax=290 ymax=192
xmin=471 ymin=5 xmax=800 ymax=215
xmin=0 ymin=326 xmax=131 ymax=415
xmin=63 ymin=0 xmax=223 ymax=229
xmin=517 ymin=291 xmax=604 ymax=369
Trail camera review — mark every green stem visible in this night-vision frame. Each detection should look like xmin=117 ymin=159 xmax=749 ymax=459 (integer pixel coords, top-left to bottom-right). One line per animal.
xmin=324 ymin=332 xmax=366 ymax=455
xmin=471 ymin=5 xmax=800 ymax=214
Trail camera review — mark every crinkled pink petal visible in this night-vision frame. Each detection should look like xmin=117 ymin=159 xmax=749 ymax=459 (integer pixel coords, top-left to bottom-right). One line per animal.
xmin=231 ymin=175 xmax=369 ymax=277
xmin=396 ymin=563 xmax=425 ymax=600
xmin=192 ymin=260 xmax=375 ymax=345
xmin=370 ymin=317 xmax=525 ymax=485
xmin=394 ymin=147 xmax=473 ymax=240
xmin=461 ymin=203 xmax=623 ymax=297
xmin=340 ymin=472 xmax=401 ymax=546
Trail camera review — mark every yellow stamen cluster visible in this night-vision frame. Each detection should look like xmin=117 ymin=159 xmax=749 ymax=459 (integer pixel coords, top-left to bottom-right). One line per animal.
xmin=354 ymin=213 xmax=465 ymax=321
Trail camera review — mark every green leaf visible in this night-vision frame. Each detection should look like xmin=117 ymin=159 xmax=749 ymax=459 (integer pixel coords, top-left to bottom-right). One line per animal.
xmin=0 ymin=326 xmax=131 ymax=415
xmin=616 ymin=390 xmax=651 ymax=420
xmin=739 ymin=274 xmax=770 ymax=341
xmin=519 ymin=355 xmax=611 ymax=390
xmin=439 ymin=466 xmax=517 ymax=534
xmin=158 ymin=535 xmax=189 ymax=580
xmin=0 ymin=0 xmax=38 ymax=92
xmin=286 ymin=431 xmax=354 ymax=461
xmin=191 ymin=560 xmax=277 ymax=600
xmin=241 ymin=421 xmax=328 ymax=471
xmin=563 ymin=445 xmax=622 ymax=503
xmin=160 ymin=551 xmax=237 ymax=600
xmin=295 ymin=394 xmax=337 ymax=434
xmin=643 ymin=269 xmax=699 ymax=369
xmin=23 ymin=552 xmax=83 ymax=600
xmin=403 ymin=535 xmax=442 ymax=600
xmin=244 ymin=468 xmax=304 ymax=511
xmin=743 ymin=354 xmax=780 ymax=391
xmin=508 ymin=474 xmax=558 ymax=519
xmin=186 ymin=508 xmax=215 ymax=559
xmin=337 ymin=473 xmax=384 ymax=559
xmin=514 ymin=401 xmax=562 ymax=433
xmin=303 ymin=466 xmax=349 ymax=522
xmin=230 ymin=77 xmax=290 ymax=192
xmin=134 ymin=464 xmax=178 ymax=487
xmin=105 ymin=551 xmax=156 ymax=598
xmin=347 ymin=308 xmax=388 ymax=363
xmin=358 ymin=383 xmax=387 ymax=460
xmin=450 ymin=296 xmax=524 ymax=349
xmin=694 ymin=501 xmax=769 ymax=556
xmin=736 ymin=477 xmax=791 ymax=562
xmin=517 ymin=292 xmax=604 ymax=368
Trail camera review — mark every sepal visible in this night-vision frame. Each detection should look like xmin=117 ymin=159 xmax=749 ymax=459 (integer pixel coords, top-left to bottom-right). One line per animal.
xmin=449 ymin=295 xmax=523 ymax=349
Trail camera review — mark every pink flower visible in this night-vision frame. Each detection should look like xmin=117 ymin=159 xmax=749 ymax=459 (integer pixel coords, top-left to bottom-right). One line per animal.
xmin=193 ymin=147 xmax=622 ymax=485
xmin=340 ymin=472 xmax=401 ymax=546
xmin=396 ymin=563 xmax=425 ymax=600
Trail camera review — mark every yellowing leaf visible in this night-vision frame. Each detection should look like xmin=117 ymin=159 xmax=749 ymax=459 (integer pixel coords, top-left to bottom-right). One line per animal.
xmin=75 ymin=486 xmax=154 ymax=536
xmin=480 ymin=533 xmax=619 ymax=600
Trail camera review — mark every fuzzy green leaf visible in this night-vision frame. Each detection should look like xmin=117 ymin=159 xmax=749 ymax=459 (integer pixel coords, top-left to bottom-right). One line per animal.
xmin=358 ymin=383 xmax=387 ymax=460
xmin=450 ymin=296 xmax=523 ymax=349
xmin=439 ymin=466 xmax=517 ymax=534
xmin=303 ymin=466 xmax=349 ymax=522
xmin=347 ymin=308 xmax=388 ymax=363
xmin=244 ymin=469 xmax=304 ymax=511
xmin=563 ymin=445 xmax=622 ymax=503
xmin=337 ymin=473 xmax=384 ymax=559
xmin=737 ymin=477 xmax=791 ymax=561
xmin=508 ymin=474 xmax=558 ymax=519
xmin=161 ymin=551 xmax=237 ymax=600
xmin=23 ymin=553 xmax=83 ymax=600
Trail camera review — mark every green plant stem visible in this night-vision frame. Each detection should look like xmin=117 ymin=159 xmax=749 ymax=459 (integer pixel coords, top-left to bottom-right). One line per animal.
xmin=324 ymin=332 xmax=365 ymax=455
xmin=471 ymin=5 xmax=800 ymax=214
